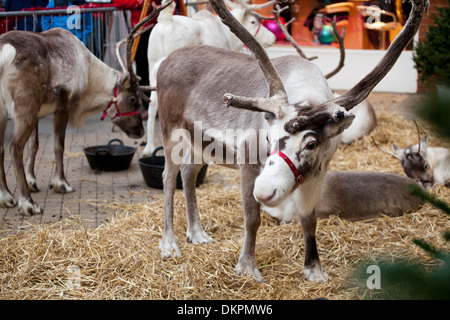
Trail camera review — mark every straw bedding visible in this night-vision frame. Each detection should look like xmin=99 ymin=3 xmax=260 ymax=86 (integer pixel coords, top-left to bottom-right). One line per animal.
xmin=0 ymin=109 xmax=449 ymax=300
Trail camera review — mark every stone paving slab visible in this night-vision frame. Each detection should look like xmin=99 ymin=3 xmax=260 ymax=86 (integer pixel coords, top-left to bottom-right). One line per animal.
xmin=0 ymin=114 xmax=162 ymax=236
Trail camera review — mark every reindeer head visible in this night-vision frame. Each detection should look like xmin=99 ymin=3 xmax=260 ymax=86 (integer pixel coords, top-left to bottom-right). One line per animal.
xmin=393 ymin=136 xmax=433 ymax=189
xmin=112 ymin=2 xmax=173 ymax=139
xmin=108 ymin=71 xmax=144 ymax=139
xmin=252 ymin=104 xmax=354 ymax=206
xmin=229 ymin=0 xmax=276 ymax=48
xmin=210 ymin=0 xmax=428 ymax=207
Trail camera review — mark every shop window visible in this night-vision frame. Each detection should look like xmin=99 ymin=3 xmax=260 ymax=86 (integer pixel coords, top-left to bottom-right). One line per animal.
xmin=254 ymin=0 xmax=412 ymax=50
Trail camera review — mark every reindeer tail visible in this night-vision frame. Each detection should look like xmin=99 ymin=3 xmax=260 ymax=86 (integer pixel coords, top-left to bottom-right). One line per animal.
xmin=157 ymin=0 xmax=176 ymax=23
xmin=0 ymin=43 xmax=16 ymax=76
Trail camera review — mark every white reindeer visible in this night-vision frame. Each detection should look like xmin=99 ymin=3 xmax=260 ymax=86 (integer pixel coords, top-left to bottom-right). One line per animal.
xmin=142 ymin=0 xmax=276 ymax=156
xmin=156 ymin=0 xmax=427 ymax=282
xmin=0 ymin=4 xmax=169 ymax=215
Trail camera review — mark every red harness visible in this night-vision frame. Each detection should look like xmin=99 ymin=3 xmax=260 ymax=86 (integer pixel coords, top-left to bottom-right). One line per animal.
xmin=271 ymin=150 xmax=304 ymax=185
xmin=243 ymin=22 xmax=262 ymax=50
xmin=101 ymin=84 xmax=140 ymax=121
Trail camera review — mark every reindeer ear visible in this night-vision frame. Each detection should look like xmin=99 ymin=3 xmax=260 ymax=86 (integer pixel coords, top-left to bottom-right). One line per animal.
xmin=324 ymin=113 xmax=355 ymax=139
xmin=420 ymin=136 xmax=428 ymax=154
xmin=392 ymin=144 xmax=404 ymax=158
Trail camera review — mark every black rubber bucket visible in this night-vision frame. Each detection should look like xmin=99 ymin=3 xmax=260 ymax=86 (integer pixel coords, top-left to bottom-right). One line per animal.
xmin=83 ymin=139 xmax=136 ymax=172
xmin=138 ymin=146 xmax=208 ymax=190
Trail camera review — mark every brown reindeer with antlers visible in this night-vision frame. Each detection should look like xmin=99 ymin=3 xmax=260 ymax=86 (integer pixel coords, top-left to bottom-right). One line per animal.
xmin=0 ymin=3 xmax=171 ymax=215
xmin=156 ymin=0 xmax=428 ymax=281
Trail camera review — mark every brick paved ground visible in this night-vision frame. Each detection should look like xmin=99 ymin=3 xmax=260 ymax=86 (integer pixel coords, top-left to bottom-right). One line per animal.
xmin=0 ymin=114 xmax=162 ymax=236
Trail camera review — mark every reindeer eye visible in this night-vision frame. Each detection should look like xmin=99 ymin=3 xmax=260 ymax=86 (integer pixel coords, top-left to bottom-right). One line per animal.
xmin=423 ymin=163 xmax=428 ymax=169
xmin=306 ymin=141 xmax=316 ymax=150
xmin=128 ymin=96 xmax=137 ymax=104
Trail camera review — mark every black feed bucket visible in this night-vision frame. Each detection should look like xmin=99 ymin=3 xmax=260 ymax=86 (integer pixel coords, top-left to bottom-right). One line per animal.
xmin=83 ymin=139 xmax=137 ymax=172
xmin=138 ymin=146 xmax=208 ymax=190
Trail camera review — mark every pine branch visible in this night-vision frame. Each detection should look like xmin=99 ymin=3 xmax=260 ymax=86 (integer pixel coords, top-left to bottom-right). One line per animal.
xmin=407 ymin=184 xmax=450 ymax=215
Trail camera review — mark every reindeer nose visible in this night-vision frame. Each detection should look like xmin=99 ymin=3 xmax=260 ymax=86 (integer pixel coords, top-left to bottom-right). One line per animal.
xmin=254 ymin=188 xmax=277 ymax=205
xmin=336 ymin=111 xmax=346 ymax=120
xmin=127 ymin=125 xmax=145 ymax=139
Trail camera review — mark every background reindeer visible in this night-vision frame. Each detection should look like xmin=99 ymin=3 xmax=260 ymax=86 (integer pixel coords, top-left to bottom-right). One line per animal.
xmin=264 ymin=171 xmax=425 ymax=224
xmin=142 ymin=0 xmax=276 ymax=156
xmin=0 ymin=4 xmax=169 ymax=215
xmin=156 ymin=0 xmax=427 ymax=282
xmin=389 ymin=122 xmax=450 ymax=189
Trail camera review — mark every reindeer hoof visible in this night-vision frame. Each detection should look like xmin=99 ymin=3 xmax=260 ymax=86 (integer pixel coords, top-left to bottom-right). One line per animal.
xmin=18 ymin=198 xmax=43 ymax=215
xmin=187 ymin=230 xmax=215 ymax=244
xmin=0 ymin=191 xmax=17 ymax=208
xmin=142 ymin=144 xmax=157 ymax=158
xmin=50 ymin=180 xmax=74 ymax=193
xmin=28 ymin=181 xmax=40 ymax=193
xmin=30 ymin=183 xmax=40 ymax=192
xmin=159 ymin=237 xmax=182 ymax=259
xmin=26 ymin=175 xmax=40 ymax=192
xmin=235 ymin=261 xmax=264 ymax=282
xmin=301 ymin=264 xmax=329 ymax=283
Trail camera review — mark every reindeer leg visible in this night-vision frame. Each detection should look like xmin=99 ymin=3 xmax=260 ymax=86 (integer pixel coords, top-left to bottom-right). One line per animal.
xmin=142 ymin=91 xmax=158 ymax=157
xmin=235 ymin=163 xmax=263 ymax=281
xmin=181 ymin=162 xmax=214 ymax=245
xmin=0 ymin=113 xmax=17 ymax=208
xmin=25 ymin=123 xmax=40 ymax=192
xmin=300 ymin=212 xmax=328 ymax=282
xmin=10 ymin=114 xmax=42 ymax=215
xmin=50 ymin=108 xmax=74 ymax=193
xmin=159 ymin=143 xmax=182 ymax=259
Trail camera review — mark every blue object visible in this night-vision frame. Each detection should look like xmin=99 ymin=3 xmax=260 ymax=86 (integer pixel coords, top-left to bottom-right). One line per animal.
xmin=41 ymin=0 xmax=92 ymax=46
xmin=318 ymin=25 xmax=336 ymax=45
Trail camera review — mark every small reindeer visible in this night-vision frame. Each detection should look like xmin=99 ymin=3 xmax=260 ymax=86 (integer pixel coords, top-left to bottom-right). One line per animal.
xmin=374 ymin=121 xmax=450 ymax=189
xmin=392 ymin=127 xmax=450 ymax=189
xmin=0 ymin=4 xmax=169 ymax=215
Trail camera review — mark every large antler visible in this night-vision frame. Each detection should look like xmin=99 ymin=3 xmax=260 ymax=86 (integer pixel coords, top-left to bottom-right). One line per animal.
xmin=272 ymin=4 xmax=346 ymax=77
xmin=272 ymin=3 xmax=316 ymax=61
xmin=235 ymin=0 xmax=276 ymax=11
xmin=325 ymin=0 xmax=429 ymax=111
xmin=209 ymin=0 xmax=289 ymax=118
xmin=323 ymin=16 xmax=345 ymax=79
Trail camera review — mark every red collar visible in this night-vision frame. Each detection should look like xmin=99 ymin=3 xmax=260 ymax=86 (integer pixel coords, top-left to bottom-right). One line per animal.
xmin=271 ymin=150 xmax=304 ymax=185
xmin=101 ymin=84 xmax=140 ymax=121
